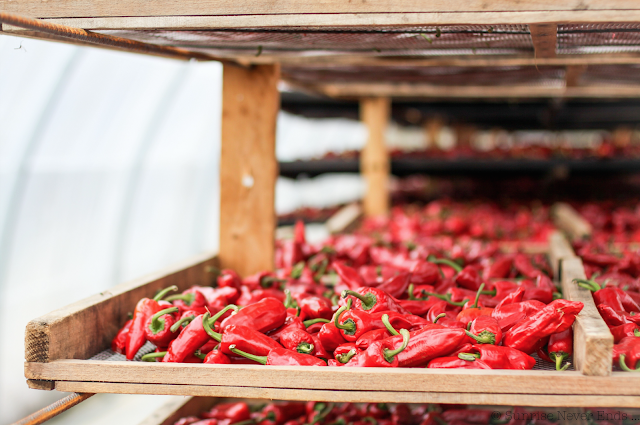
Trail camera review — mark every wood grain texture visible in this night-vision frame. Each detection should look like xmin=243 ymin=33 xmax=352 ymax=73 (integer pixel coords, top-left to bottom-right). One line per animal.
xmin=316 ymin=83 xmax=640 ymax=100
xmin=325 ymin=203 xmax=363 ymax=235
xmin=24 ymin=251 xmax=218 ymax=363
xmin=529 ymin=24 xmax=557 ymax=59
xmin=26 ymin=360 xmax=640 ymax=395
xmin=548 ymin=230 xmax=576 ymax=282
xmin=26 ymin=380 xmax=55 ymax=391
xmin=565 ymin=65 xmax=588 ymax=87
xmin=2 ymin=0 xmax=640 ymax=20
xmin=53 ymin=382 xmax=640 ymax=408
xmin=219 ymin=64 xmax=279 ymax=277
xmin=551 ymin=202 xmax=593 ymax=241
xmin=138 ymin=397 xmax=218 ymax=425
xmin=360 ymin=97 xmax=390 ymax=217
xmin=561 ymin=257 xmax=613 ymax=376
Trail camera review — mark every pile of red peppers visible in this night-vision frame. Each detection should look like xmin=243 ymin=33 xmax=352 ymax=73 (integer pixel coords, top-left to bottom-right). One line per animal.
xmin=112 ymin=214 xmax=582 ymax=369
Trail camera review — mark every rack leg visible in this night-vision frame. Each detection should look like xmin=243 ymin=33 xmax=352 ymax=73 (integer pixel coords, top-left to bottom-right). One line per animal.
xmin=219 ymin=64 xmax=280 ymax=276
xmin=360 ymin=97 xmax=390 ymax=217
xmin=11 ymin=393 xmax=94 ymax=425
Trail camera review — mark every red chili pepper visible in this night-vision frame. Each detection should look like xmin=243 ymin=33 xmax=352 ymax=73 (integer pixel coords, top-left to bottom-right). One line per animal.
xmin=613 ymin=336 xmax=640 ymax=371
xmin=547 ymin=328 xmax=573 ymax=371
xmin=203 ymin=349 xmax=231 ymax=364
xmin=279 ymin=327 xmax=316 ymax=354
xmin=503 ymin=299 xmax=583 ymax=354
xmin=397 ymin=298 xmax=439 ymax=316
xmin=317 ymin=321 xmax=347 ymax=352
xmin=598 ymin=304 xmax=640 ymax=327
xmin=485 ymin=256 xmax=513 ymax=279
xmin=229 ymin=345 xmax=326 ymax=366
xmin=205 ymin=315 xmax=284 ymax=357
xmin=610 ymin=323 xmax=640 ymax=343
xmin=309 ymin=333 xmax=330 ymax=358
xmin=341 ymin=288 xmax=409 ymax=315
xmin=144 ymin=306 xmax=179 ymax=348
xmin=492 ymin=299 xmax=545 ymax=323
xmin=299 ymin=296 xmax=333 ymax=320
xmin=392 ymin=325 xmax=467 ymax=367
xmin=410 ymin=260 xmax=441 ymax=285
xmin=218 ymin=269 xmax=242 ymax=289
xmin=355 ymin=329 xmax=391 ymax=350
xmin=494 ymin=286 xmax=525 ymax=309
xmin=333 ymin=343 xmax=361 ymax=363
xmin=165 ymin=287 xmax=208 ymax=313
xmin=455 ymin=265 xmax=483 ymax=291
xmin=126 ymin=285 xmax=178 ymax=360
xmin=442 ymin=409 xmax=497 ymax=423
xmin=343 ymin=329 xmax=410 ymax=367
xmin=376 ymin=272 xmax=411 ymax=299
xmin=202 ymin=402 xmax=251 ymax=422
xmin=523 ymin=287 xmax=554 ymax=304
xmin=221 ymin=297 xmax=287 ymax=333
xmin=427 ymin=355 xmax=491 ymax=369
xmin=465 ymin=315 xmax=502 ymax=345
xmin=513 ymin=253 xmax=544 ymax=278
xmin=111 ymin=319 xmax=132 ymax=355
xmin=456 ymin=284 xmax=494 ymax=326
xmin=267 ymin=317 xmax=306 ymax=342
xmin=163 ymin=309 xmax=225 ymax=363
xmin=174 ymin=417 xmax=200 ymax=425
xmin=470 ymin=344 xmax=536 ymax=369
xmin=333 ymin=262 xmax=365 ymax=290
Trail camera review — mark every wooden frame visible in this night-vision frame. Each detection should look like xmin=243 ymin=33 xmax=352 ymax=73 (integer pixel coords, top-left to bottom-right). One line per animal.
xmin=551 ymin=203 xmax=593 ymax=241
xmin=23 ymin=232 xmax=638 ymax=406
xmin=360 ymin=98 xmax=390 ymax=217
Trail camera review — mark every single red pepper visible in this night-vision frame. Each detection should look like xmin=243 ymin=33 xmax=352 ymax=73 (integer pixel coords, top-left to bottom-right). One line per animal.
xmin=465 ymin=315 xmax=502 ymax=345
xmin=165 ymin=287 xmax=208 ymax=313
xmin=126 ymin=285 xmax=178 ymax=360
xmin=333 ymin=262 xmax=365 ymax=290
xmin=229 ymin=345 xmax=326 ymax=366
xmin=613 ymin=336 xmax=640 ymax=371
xmin=341 ymin=288 xmax=409 ymax=315
xmin=343 ymin=329 xmax=410 ymax=367
xmin=356 ymin=329 xmax=391 ymax=350
xmin=547 ymin=328 xmax=573 ymax=371
xmin=491 ymin=299 xmax=545 ymax=322
xmin=376 ymin=272 xmax=411 ymax=299
xmin=410 ymin=260 xmax=441 ymax=285
xmin=494 ymin=286 xmax=525 ymax=309
xmin=299 ymin=296 xmax=333 ymax=320
xmin=333 ymin=342 xmax=361 ymax=363
xmin=144 ymin=306 xmax=179 ymax=348
xmin=469 ymin=344 xmax=536 ymax=369
xmin=217 ymin=269 xmax=242 ymax=289
xmin=279 ymin=327 xmax=316 ymax=354
xmin=442 ymin=409 xmax=498 ymax=423
xmin=456 ymin=284 xmax=494 ymax=326
xmin=427 ymin=355 xmax=491 ymax=369
xmin=203 ymin=348 xmax=231 ymax=364
xmin=389 ymin=324 xmax=468 ymax=367
xmin=202 ymin=402 xmax=251 ymax=422
xmin=513 ymin=253 xmax=544 ymax=278
xmin=502 ymin=299 xmax=583 ymax=354
xmin=221 ymin=297 xmax=287 ymax=333
xmin=317 ymin=321 xmax=347 ymax=352
xmin=455 ymin=265 xmax=483 ymax=291
xmin=397 ymin=298 xmax=439 ymax=316
xmin=610 ymin=323 xmax=640 ymax=343
xmin=485 ymin=257 xmax=513 ymax=279
xmin=597 ymin=304 xmax=640 ymax=327
xmin=267 ymin=317 xmax=306 ymax=343
xmin=309 ymin=333 xmax=330 ymax=359
xmin=205 ymin=316 xmax=284 ymax=357
xmin=111 ymin=319 xmax=132 ymax=355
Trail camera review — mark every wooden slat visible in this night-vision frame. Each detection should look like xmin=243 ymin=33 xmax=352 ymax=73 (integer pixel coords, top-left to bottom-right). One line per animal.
xmin=138 ymin=397 xmax=218 ymax=425
xmin=360 ymin=97 xmax=390 ymax=217
xmin=2 ymin=0 xmax=640 ymax=21
xmin=312 ymin=83 xmax=640 ymax=99
xmin=52 ymin=382 xmax=640 ymax=408
xmin=325 ymin=203 xmax=363 ymax=235
xmin=24 ymin=251 xmax=218 ymax=363
xmin=25 ymin=360 xmax=640 ymax=395
xmin=561 ymin=257 xmax=613 ymax=376
xmin=551 ymin=202 xmax=593 ymax=241
xmin=219 ymin=64 xmax=280 ymax=277
xmin=565 ymin=65 xmax=588 ymax=88
xmin=529 ymin=24 xmax=557 ymax=59
xmin=548 ymin=230 xmax=577 ymax=282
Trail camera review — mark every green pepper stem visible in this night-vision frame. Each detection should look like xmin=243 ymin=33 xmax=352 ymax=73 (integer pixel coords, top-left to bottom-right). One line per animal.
xmin=334 ymin=299 xmax=354 ymax=332
xmin=297 ymin=342 xmax=315 ymax=354
xmin=464 ymin=329 xmax=495 ymax=345
xmin=336 ymin=348 xmax=358 ymax=364
xmin=383 ymin=329 xmax=410 ymax=362
xmin=423 ymin=292 xmax=467 ymax=307
xmin=429 ymin=257 xmax=463 ymax=273
xmin=283 ymin=290 xmax=298 ymax=309
xmin=433 ymin=313 xmax=446 ymax=324
xmin=193 ymin=350 xmax=206 ymax=360
xmin=164 ymin=293 xmax=195 ymax=304
xmin=362 ymin=417 xmax=378 ymax=425
xmin=619 ymin=354 xmax=640 ymax=372
xmin=458 ymin=353 xmax=477 ymax=361
xmin=635 ymin=329 xmax=640 ymax=337
xmin=573 ymin=278 xmax=601 ymax=292
xmin=471 ymin=283 xmax=485 ymax=309
xmin=170 ymin=314 xmax=195 ymax=333
xmin=202 ymin=305 xmax=239 ymax=342
xmin=407 ymin=284 xmax=416 ymax=300
xmin=480 ymin=289 xmax=496 ymax=296
xmin=342 ymin=290 xmax=377 ymax=310
xmin=310 ymin=403 xmax=335 ymax=425
xmin=304 ymin=318 xmax=330 ymax=327
xmin=313 ymin=259 xmax=328 ymax=282
xmin=153 ymin=285 xmax=179 ymax=301
xmin=381 ymin=314 xmax=400 ymax=336
xmin=228 ymin=344 xmax=267 ymax=365
xmin=149 ymin=307 xmax=179 ymax=335
xmin=291 ymin=262 xmax=305 ymax=279
xmin=141 ymin=352 xmax=166 ymax=362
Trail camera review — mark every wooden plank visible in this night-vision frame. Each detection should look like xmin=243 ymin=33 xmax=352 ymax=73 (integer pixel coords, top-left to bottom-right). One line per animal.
xmin=325 ymin=203 xmax=363 ymax=235
xmin=529 ymin=24 xmax=557 ymax=59
xmin=138 ymin=397 xmax=218 ymax=425
xmin=313 ymin=83 xmax=640 ymax=99
xmin=548 ymin=230 xmax=576 ymax=282
xmin=219 ymin=64 xmax=280 ymax=277
xmin=25 ymin=360 xmax=640 ymax=395
xmin=11 ymin=10 xmax=640 ymax=31
xmin=360 ymin=97 xmax=390 ymax=217
xmin=2 ymin=0 xmax=640 ymax=21
xmin=24 ymin=251 xmax=218 ymax=363
xmin=551 ymin=202 xmax=593 ymax=241
xmin=565 ymin=65 xmax=588 ymax=87
xmin=561 ymin=257 xmax=613 ymax=376
xmin=53 ymin=382 xmax=640 ymax=408
xmin=26 ymin=380 xmax=55 ymax=391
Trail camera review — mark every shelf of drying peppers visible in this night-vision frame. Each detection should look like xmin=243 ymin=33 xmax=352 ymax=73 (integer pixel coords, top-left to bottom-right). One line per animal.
xmin=111 ymin=220 xmax=584 ymax=370
xmin=572 ymin=238 xmax=640 ymax=372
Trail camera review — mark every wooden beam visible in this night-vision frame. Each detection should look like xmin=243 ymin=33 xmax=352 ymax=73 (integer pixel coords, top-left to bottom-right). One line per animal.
xmin=529 ymin=24 xmax=557 ymax=59
xmin=9 ymin=10 xmax=640 ymax=31
xmin=360 ymin=97 xmax=390 ymax=217
xmin=24 ymin=251 xmax=218 ymax=363
xmin=219 ymin=64 xmax=280 ymax=277
xmin=548 ymin=230 xmax=576 ymax=284
xmin=325 ymin=203 xmax=363 ymax=235
xmin=561 ymin=257 xmax=614 ymax=376
xmin=565 ymin=65 xmax=588 ymax=87
xmin=314 ymin=83 xmax=640 ymax=99
xmin=551 ymin=202 xmax=593 ymax=241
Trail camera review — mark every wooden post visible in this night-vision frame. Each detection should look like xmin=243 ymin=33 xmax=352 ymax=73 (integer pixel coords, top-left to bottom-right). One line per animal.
xmin=360 ymin=97 xmax=390 ymax=217
xmin=219 ymin=64 xmax=280 ymax=276
xmin=529 ymin=24 xmax=557 ymax=58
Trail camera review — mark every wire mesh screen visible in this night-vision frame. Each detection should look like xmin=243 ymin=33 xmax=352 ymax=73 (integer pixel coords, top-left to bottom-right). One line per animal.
xmin=559 ymin=23 xmax=640 ymax=54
